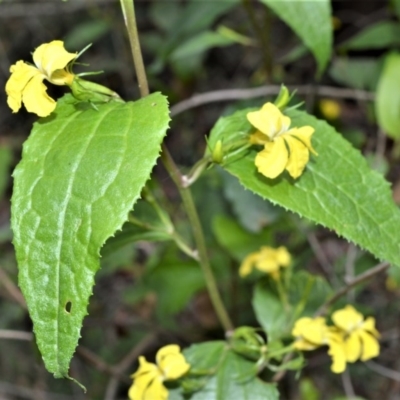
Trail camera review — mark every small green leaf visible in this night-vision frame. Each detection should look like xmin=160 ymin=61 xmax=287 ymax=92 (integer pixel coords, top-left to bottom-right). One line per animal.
xmin=170 ymin=31 xmax=236 ymax=61
xmin=170 ymin=341 xmax=279 ymax=400
xmin=209 ymin=108 xmax=400 ymax=267
xmin=253 ymin=282 xmax=289 ymax=341
xmin=12 ymin=93 xmax=170 ymax=378
xmin=340 ymin=21 xmax=400 ymax=50
xmin=260 ymin=0 xmax=332 ymax=75
xmin=376 ymin=52 xmax=400 ymax=139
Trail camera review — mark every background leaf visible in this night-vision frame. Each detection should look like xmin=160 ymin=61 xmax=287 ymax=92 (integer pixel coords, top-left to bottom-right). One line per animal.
xmin=375 ymin=52 xmax=400 ymax=139
xmin=11 ymin=93 xmax=170 ymax=378
xmin=260 ymin=0 xmax=332 ymax=74
xmin=340 ymin=21 xmax=400 ymax=50
xmin=253 ymin=281 xmax=289 ymax=341
xmin=208 ymin=108 xmax=400 ymax=267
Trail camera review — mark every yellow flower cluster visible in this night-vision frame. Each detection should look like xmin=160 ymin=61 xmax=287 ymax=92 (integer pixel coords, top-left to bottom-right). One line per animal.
xmin=129 ymin=345 xmax=190 ymax=400
xmin=292 ymin=305 xmax=380 ymax=373
xmin=247 ymin=102 xmax=317 ymax=179
xmin=6 ymin=41 xmax=77 ymax=117
xmin=239 ymin=246 xmax=291 ymax=279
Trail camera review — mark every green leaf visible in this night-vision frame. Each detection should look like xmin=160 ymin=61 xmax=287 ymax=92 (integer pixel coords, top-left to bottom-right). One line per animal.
xmin=376 ymin=52 xmax=400 ymax=139
xmin=11 ymin=93 xmax=170 ymax=378
xmin=209 ymin=108 xmax=400 ymax=267
xmin=299 ymin=378 xmax=320 ymax=400
xmin=340 ymin=21 xmax=400 ymax=50
xmin=170 ymin=341 xmax=279 ymax=400
xmin=146 ymin=261 xmax=205 ymax=316
xmin=329 ymin=57 xmax=381 ymax=91
xmin=289 ymin=271 xmax=333 ymax=316
xmin=170 ymin=31 xmax=236 ymax=61
xmin=253 ymin=281 xmax=289 ymax=341
xmin=260 ymin=0 xmax=332 ymax=75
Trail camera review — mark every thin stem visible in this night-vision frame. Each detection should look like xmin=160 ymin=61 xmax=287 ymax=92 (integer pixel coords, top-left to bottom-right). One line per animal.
xmin=119 ymin=0 xmax=149 ymax=97
xmin=162 ymin=149 xmax=234 ymax=332
xmin=119 ymin=0 xmax=233 ymax=333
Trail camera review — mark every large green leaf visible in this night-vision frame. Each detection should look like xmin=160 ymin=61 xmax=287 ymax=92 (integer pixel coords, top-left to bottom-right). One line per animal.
xmin=170 ymin=341 xmax=279 ymax=400
xmin=11 ymin=93 xmax=170 ymax=378
xmin=260 ymin=0 xmax=332 ymax=74
xmin=208 ymin=108 xmax=400 ymax=267
xmin=376 ymin=52 xmax=400 ymax=139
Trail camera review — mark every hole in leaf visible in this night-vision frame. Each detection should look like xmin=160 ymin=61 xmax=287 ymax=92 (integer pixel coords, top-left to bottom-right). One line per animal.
xmin=65 ymin=301 xmax=72 ymax=313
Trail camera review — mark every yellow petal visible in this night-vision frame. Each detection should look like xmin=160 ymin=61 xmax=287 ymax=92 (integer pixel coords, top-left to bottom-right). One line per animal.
xmin=332 ymin=305 xmax=363 ymax=332
xmin=293 ymin=338 xmax=319 ymax=351
xmin=256 ymin=247 xmax=279 ymax=273
xmin=284 ymin=135 xmax=309 ymax=179
xmin=254 ymin=137 xmax=288 ymax=179
xmin=290 ymin=126 xmax=317 ymax=155
xmin=130 ymin=357 xmax=163 ymax=400
xmin=239 ymin=252 xmax=259 ymax=277
xmin=5 ymin=61 xmax=39 ymax=113
xmin=344 ymin=332 xmax=361 ymax=362
xmin=156 ymin=345 xmax=190 ymax=380
xmin=292 ymin=317 xmax=328 ymax=346
xmin=33 ymin=40 xmax=77 ymax=79
xmin=363 ymin=317 xmax=380 ymax=338
xmin=249 ymin=131 xmax=269 ymax=145
xmin=257 ymin=257 xmax=279 ymax=274
xmin=275 ymin=246 xmax=291 ymax=267
xmin=51 ymin=69 xmax=75 ymax=86
xmin=129 ymin=375 xmax=167 ymax=400
xmin=247 ymin=102 xmax=291 ymax=139
xmin=132 ymin=356 xmax=159 ymax=379
xmin=359 ymin=330 xmax=380 ymax=361
xmin=327 ymin=332 xmax=347 ymax=373
xmin=22 ymin=74 xmax=56 ymax=117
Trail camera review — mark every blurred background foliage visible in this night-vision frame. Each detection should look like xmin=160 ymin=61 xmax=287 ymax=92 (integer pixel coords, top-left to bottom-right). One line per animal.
xmin=1 ymin=0 xmax=400 ymax=399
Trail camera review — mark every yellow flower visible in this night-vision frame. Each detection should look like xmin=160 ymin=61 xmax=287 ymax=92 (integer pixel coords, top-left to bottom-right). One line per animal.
xmin=5 ymin=40 xmax=77 ymax=117
xmin=239 ymin=246 xmax=291 ymax=279
xmin=291 ymin=316 xmax=348 ymax=374
xmin=332 ymin=305 xmax=380 ymax=364
xmin=319 ymin=99 xmax=341 ymax=120
xmin=129 ymin=344 xmax=190 ymax=400
xmin=246 ymin=102 xmax=317 ymax=179
xmin=292 ymin=306 xmax=380 ymax=374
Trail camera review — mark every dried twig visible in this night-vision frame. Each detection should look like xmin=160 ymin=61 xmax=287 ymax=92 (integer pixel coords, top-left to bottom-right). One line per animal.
xmin=170 ymin=85 xmax=375 ymax=117
xmin=315 ymin=261 xmax=390 ymax=317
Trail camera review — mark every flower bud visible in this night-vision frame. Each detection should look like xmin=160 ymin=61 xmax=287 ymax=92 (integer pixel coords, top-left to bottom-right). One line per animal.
xmin=274 ymin=85 xmax=290 ymax=110
xmin=69 ymin=77 xmax=123 ymax=104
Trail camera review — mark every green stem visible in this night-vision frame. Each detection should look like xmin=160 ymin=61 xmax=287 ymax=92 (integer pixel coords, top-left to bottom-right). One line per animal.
xmin=162 ymin=149 xmax=234 ymax=332
xmin=120 ymin=0 xmax=149 ymax=97
xmin=119 ymin=0 xmax=234 ymax=333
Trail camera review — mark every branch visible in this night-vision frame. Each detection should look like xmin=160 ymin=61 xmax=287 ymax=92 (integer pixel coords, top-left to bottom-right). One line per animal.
xmin=315 ymin=261 xmax=390 ymax=316
xmin=170 ymin=85 xmax=375 ymax=117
